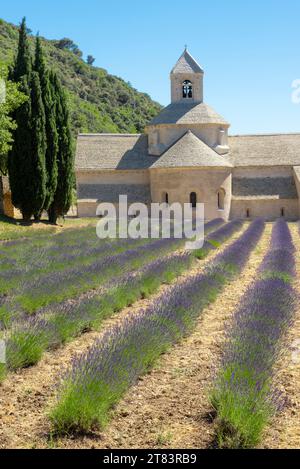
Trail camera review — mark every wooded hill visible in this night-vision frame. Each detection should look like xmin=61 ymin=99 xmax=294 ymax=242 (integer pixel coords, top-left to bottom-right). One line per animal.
xmin=0 ymin=18 xmax=162 ymax=135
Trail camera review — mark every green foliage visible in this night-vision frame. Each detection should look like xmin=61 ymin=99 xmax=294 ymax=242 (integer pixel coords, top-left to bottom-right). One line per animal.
xmin=29 ymin=71 xmax=47 ymax=218
xmin=55 ymin=38 xmax=82 ymax=58
xmin=8 ymin=75 xmax=33 ymax=220
xmin=0 ymin=18 xmax=162 ymax=135
xmin=211 ymin=366 xmax=274 ymax=449
xmin=48 ymin=73 xmax=74 ymax=222
xmin=12 ymin=17 xmax=32 ymax=81
xmin=34 ymin=37 xmax=58 ymax=210
xmin=86 ymin=55 xmax=95 ymax=66
xmin=0 ymin=67 xmax=27 ymax=174
xmin=6 ymin=329 xmax=47 ymax=370
xmin=8 ymin=20 xmax=47 ymax=220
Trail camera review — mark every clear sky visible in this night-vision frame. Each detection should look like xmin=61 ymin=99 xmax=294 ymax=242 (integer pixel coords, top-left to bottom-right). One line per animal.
xmin=1 ymin=0 xmax=300 ymax=134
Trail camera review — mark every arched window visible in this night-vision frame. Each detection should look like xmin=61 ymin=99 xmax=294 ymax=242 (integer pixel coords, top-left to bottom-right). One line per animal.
xmin=246 ymin=209 xmax=250 ymax=218
xmin=190 ymin=192 xmax=197 ymax=208
xmin=281 ymin=208 xmax=285 ymax=217
xmin=182 ymin=80 xmax=193 ymax=99
xmin=162 ymin=192 xmax=169 ymax=204
xmin=217 ymin=189 xmax=225 ymax=210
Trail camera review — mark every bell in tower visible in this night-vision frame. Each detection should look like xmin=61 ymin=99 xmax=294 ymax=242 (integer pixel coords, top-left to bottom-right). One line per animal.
xmin=170 ymin=47 xmax=204 ymax=104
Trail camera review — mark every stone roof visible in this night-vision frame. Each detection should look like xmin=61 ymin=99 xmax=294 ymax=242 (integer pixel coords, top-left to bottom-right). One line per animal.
xmin=171 ymin=49 xmax=204 ymax=75
xmin=75 ymin=133 xmax=300 ymax=171
xmin=228 ymin=134 xmax=300 ymax=167
xmin=148 ymin=102 xmax=229 ymax=126
xmin=75 ymin=134 xmax=155 ymax=171
xmin=232 ymin=177 xmax=298 ymax=199
xmin=151 ymin=131 xmax=232 ymax=169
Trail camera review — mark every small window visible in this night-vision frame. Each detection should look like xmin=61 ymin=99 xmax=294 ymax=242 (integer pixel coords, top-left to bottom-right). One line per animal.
xmin=246 ymin=209 xmax=250 ymax=218
xmin=281 ymin=208 xmax=285 ymax=217
xmin=190 ymin=192 xmax=197 ymax=209
xmin=182 ymin=80 xmax=193 ymax=99
xmin=162 ymin=192 xmax=169 ymax=204
xmin=218 ymin=189 xmax=225 ymax=210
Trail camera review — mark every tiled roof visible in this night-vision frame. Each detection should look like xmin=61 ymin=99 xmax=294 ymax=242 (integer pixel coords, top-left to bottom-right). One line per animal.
xmin=75 ymin=133 xmax=300 ymax=171
xmin=171 ymin=49 xmax=204 ymax=74
xmin=148 ymin=102 xmax=229 ymax=126
xmin=151 ymin=131 xmax=232 ymax=169
xmin=228 ymin=134 xmax=300 ymax=167
xmin=75 ymin=134 xmax=155 ymax=171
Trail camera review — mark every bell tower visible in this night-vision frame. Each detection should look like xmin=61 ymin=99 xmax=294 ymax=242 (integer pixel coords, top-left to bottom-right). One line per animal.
xmin=170 ymin=48 xmax=204 ymax=104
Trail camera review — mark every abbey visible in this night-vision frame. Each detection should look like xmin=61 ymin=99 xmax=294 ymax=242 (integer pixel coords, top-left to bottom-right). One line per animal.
xmin=75 ymin=49 xmax=300 ymax=220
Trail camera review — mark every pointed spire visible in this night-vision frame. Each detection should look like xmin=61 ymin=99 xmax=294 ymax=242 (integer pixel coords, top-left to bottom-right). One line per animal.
xmin=171 ymin=48 xmax=204 ymax=75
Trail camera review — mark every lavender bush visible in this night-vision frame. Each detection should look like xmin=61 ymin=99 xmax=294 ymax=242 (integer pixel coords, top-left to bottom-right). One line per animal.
xmin=9 ymin=219 xmax=224 ymax=313
xmin=211 ymin=219 xmax=298 ymax=448
xmin=193 ymin=219 xmax=243 ymax=259
xmin=50 ymin=219 xmax=264 ymax=434
xmin=0 ymin=220 xmax=223 ymax=374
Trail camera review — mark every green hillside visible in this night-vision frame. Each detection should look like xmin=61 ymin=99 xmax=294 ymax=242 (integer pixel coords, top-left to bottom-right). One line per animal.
xmin=0 ymin=18 xmax=162 ymax=135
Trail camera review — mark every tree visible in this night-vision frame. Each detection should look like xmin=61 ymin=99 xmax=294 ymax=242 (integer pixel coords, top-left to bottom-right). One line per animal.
xmin=34 ymin=37 xmax=58 ymax=211
xmin=48 ymin=74 xmax=74 ymax=224
xmin=87 ymin=55 xmax=95 ymax=66
xmin=12 ymin=17 xmax=32 ymax=81
xmin=0 ymin=68 xmax=27 ymax=175
xmin=9 ymin=73 xmax=47 ymax=221
xmin=8 ymin=76 xmax=33 ymax=220
xmin=55 ymin=38 xmax=83 ymax=57
xmin=29 ymin=71 xmax=47 ymax=220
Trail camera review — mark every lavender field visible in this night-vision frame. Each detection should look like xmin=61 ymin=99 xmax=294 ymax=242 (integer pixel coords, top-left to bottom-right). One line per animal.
xmin=0 ymin=218 xmax=299 ymax=450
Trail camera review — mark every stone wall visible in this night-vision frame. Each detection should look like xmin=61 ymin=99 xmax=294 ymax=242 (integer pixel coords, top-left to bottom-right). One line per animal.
xmin=231 ymin=198 xmax=299 ymax=220
xmin=149 ymin=167 xmax=232 ymax=221
xmin=76 ymin=170 xmax=150 ymax=185
xmin=146 ymin=124 xmax=229 ymax=157
xmin=171 ymin=72 xmax=203 ymax=103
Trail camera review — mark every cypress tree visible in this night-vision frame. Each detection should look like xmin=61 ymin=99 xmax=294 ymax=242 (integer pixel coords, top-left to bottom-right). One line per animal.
xmin=48 ymin=74 xmax=74 ymax=224
xmin=29 ymin=71 xmax=47 ymax=220
xmin=34 ymin=36 xmax=58 ymax=211
xmin=8 ymin=76 xmax=33 ymax=221
xmin=8 ymin=17 xmax=33 ymax=221
xmin=13 ymin=17 xmax=32 ymax=81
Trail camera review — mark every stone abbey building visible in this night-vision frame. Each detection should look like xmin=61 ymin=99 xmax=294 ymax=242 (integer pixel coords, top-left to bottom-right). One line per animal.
xmin=64 ymin=50 xmax=300 ymax=220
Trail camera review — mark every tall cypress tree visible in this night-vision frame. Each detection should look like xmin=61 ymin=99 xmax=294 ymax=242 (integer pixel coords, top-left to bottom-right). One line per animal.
xmin=12 ymin=17 xmax=32 ymax=81
xmin=8 ymin=17 xmax=33 ymax=221
xmin=29 ymin=71 xmax=47 ymax=219
xmin=48 ymin=73 xmax=74 ymax=224
xmin=34 ymin=36 xmax=58 ymax=211
xmin=8 ymin=76 xmax=33 ymax=220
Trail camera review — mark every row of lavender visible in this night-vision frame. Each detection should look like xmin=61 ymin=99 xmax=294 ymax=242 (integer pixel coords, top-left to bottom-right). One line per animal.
xmin=211 ymin=219 xmax=298 ymax=448
xmin=0 ymin=218 xmax=227 ymax=319
xmin=0 ymin=228 xmax=152 ymax=294
xmin=49 ymin=219 xmax=264 ymax=434
xmin=0 ymin=218 xmax=228 ymax=378
xmin=3 ymin=219 xmax=238 ymax=367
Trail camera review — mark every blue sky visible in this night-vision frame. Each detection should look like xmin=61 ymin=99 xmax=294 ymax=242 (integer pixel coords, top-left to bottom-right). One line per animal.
xmin=1 ymin=0 xmax=300 ymax=134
